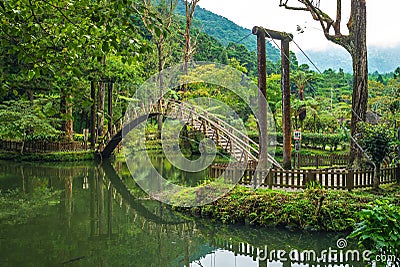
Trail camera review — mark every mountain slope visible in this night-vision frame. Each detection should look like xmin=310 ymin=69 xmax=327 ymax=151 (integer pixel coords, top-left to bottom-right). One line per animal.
xmin=176 ymin=2 xmax=399 ymax=73
xmin=297 ymin=45 xmax=400 ymax=74
xmin=175 ymin=2 xmax=281 ymax=62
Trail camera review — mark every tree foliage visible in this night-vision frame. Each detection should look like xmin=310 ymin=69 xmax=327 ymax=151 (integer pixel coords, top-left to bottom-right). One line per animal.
xmin=358 ymin=123 xmax=396 ymax=165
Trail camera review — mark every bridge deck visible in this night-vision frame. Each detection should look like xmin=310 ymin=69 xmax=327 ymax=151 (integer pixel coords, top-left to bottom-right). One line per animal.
xmin=99 ymin=99 xmax=282 ymax=169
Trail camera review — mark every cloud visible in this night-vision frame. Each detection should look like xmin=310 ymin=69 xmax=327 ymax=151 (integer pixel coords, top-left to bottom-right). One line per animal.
xmin=198 ymin=0 xmax=400 ymax=51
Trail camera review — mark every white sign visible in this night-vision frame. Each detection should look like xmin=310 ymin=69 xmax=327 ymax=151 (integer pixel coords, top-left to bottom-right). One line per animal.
xmin=294 ymin=130 xmax=302 ymax=140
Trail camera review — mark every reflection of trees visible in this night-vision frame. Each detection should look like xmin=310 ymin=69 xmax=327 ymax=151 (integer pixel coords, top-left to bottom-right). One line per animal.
xmin=60 ymin=175 xmax=73 ymax=229
xmin=101 ymin=160 xmax=187 ymax=225
xmin=0 ymin=161 xmax=360 ymax=266
xmin=126 ymin=151 xmax=210 ymax=189
xmin=194 ymin=222 xmax=355 ymax=266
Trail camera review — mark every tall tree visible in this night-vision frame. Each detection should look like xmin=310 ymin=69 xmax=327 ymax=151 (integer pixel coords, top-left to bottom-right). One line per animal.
xmin=141 ymin=0 xmax=178 ymax=137
xmin=0 ymin=0 xmax=158 ymax=144
xmin=141 ymin=0 xmax=178 ymax=81
xmin=281 ymin=0 xmax=368 ymax=165
xmin=183 ymin=0 xmax=200 ymax=76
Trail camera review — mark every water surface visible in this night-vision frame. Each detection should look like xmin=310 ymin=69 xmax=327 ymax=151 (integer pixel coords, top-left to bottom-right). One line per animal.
xmin=0 ymin=159 xmax=362 ymax=267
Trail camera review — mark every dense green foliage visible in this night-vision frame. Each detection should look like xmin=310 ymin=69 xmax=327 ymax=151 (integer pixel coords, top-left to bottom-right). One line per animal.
xmin=0 ymin=99 xmax=59 ymax=141
xmin=180 ymin=184 xmax=400 ymax=232
xmin=358 ymin=123 xmax=397 ymax=165
xmin=0 ymin=188 xmax=60 ymax=224
xmin=349 ymin=200 xmax=400 ymax=266
xmin=0 ymin=151 xmax=94 ymax=162
xmin=249 ymin=132 xmax=347 ymax=151
xmin=175 ymin=1 xmax=280 ymax=60
xmin=0 ymin=0 xmax=399 ymax=169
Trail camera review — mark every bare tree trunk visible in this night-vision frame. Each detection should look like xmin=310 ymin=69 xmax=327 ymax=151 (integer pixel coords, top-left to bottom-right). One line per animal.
xmin=183 ymin=14 xmax=191 ymax=75
xmin=281 ymin=39 xmax=292 ymax=170
xmin=60 ymin=87 xmax=74 ymax=142
xmin=107 ymin=82 xmax=113 ymax=135
xmin=349 ymin=0 xmax=368 ymax=165
xmin=373 ymin=163 xmax=380 ymax=189
xmin=157 ymin=42 xmax=164 ymax=139
xmin=90 ymin=80 xmax=96 ymax=149
xmin=183 ymin=0 xmax=200 ymax=79
xmin=98 ymin=81 xmax=105 ymax=138
xmin=139 ymin=0 xmax=176 ymax=131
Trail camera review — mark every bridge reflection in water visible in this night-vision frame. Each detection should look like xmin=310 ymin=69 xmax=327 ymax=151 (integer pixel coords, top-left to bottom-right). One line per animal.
xmin=0 ymin=160 xmax=356 ymax=267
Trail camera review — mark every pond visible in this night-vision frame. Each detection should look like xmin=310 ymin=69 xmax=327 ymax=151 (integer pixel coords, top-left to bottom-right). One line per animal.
xmin=0 ymin=158 xmax=364 ymax=267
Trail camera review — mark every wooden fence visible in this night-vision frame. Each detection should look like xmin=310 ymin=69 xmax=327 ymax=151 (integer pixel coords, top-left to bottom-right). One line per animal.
xmin=209 ymin=163 xmax=400 ymax=190
xmin=0 ymin=140 xmax=86 ymax=153
xmin=297 ymin=154 xmax=349 ymax=168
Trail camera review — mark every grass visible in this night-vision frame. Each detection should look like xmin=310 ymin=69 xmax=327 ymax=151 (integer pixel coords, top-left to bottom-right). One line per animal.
xmin=177 ymin=183 xmax=400 ymax=232
xmin=274 ymin=146 xmax=349 ymax=157
xmin=0 ymin=150 xmax=94 ymax=162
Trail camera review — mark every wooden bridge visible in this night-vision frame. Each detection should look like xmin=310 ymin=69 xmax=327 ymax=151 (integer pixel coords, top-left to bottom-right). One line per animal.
xmin=99 ymin=99 xmax=282 ymax=168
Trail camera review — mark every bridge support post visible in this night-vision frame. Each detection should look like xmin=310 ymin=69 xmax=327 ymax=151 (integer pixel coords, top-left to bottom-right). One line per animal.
xmin=253 ymin=26 xmax=293 ymax=170
xmin=253 ymin=26 xmax=269 ymax=171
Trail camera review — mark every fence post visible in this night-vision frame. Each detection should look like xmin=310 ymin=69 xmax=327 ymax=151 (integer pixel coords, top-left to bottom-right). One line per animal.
xmin=305 ymin=170 xmax=316 ymax=187
xmin=253 ymin=169 xmax=258 ymax=189
xmin=346 ymin=170 xmax=354 ymax=191
xmin=265 ymin=170 xmax=273 ymax=189
xmin=252 ymin=171 xmax=257 ymax=188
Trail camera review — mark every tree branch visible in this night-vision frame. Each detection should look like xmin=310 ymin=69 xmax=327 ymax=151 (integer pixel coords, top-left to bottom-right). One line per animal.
xmin=28 ymin=0 xmax=51 ymax=38
xmin=334 ymin=0 xmax=342 ymax=35
xmin=282 ymin=4 xmax=307 ymax=11
xmin=281 ymin=0 xmax=351 ymax=51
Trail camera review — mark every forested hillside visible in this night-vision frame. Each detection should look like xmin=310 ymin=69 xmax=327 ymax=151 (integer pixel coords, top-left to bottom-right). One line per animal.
xmin=0 ymin=0 xmax=399 ymax=155
xmin=176 ymin=1 xmax=399 ymax=74
xmin=174 ymin=1 xmax=281 ymax=62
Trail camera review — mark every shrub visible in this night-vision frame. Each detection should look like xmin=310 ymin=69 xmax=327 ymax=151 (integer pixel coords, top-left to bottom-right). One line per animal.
xmin=249 ymin=132 xmax=347 ymax=151
xmin=348 ymin=200 xmax=400 ymax=266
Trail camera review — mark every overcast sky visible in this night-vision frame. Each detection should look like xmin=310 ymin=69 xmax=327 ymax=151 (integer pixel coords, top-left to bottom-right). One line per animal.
xmin=198 ymin=0 xmax=400 ymax=52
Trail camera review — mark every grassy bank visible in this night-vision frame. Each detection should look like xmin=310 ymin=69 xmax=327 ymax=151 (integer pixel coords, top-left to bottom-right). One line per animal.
xmin=0 ymin=150 xmax=94 ymax=162
xmin=179 ymin=183 xmax=400 ymax=232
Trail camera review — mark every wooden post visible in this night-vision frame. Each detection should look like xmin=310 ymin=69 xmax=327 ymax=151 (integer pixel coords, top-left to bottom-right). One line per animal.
xmin=252 ymin=26 xmax=268 ymax=170
xmin=346 ymin=170 xmax=354 ymax=191
xmin=267 ymin=170 xmax=273 ymax=189
xmin=108 ymin=82 xmax=113 ymax=136
xmin=98 ymin=80 xmax=106 ymax=138
xmin=396 ymin=164 xmax=400 ymax=183
xmin=253 ymin=26 xmax=293 ymax=170
xmin=281 ymin=39 xmax=292 ymax=170
xmin=90 ymin=80 xmax=96 ymax=149
xmin=253 ymin=168 xmax=258 ymax=189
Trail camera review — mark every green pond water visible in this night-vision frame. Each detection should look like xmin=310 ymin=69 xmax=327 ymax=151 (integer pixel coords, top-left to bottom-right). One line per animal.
xmin=0 ymin=158 xmax=364 ymax=267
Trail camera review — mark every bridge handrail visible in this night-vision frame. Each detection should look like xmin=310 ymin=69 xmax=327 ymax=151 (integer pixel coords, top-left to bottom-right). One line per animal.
xmin=101 ymin=98 xmax=282 ymax=168
xmin=169 ymin=100 xmax=259 ymax=148
xmin=168 ymin=101 xmax=259 ymax=157
xmin=169 ymin=100 xmax=281 ymax=168
xmin=98 ymin=115 xmax=125 ymax=145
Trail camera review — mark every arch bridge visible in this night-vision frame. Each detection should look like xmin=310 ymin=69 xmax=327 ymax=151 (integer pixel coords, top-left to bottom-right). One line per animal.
xmin=98 ymin=99 xmax=281 ymax=169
